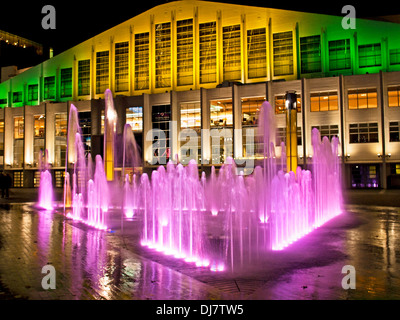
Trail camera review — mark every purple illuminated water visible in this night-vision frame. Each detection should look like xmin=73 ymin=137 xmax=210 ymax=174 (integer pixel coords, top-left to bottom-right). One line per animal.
xmin=49 ymin=91 xmax=343 ymax=273
xmin=38 ymin=170 xmax=53 ymax=210
xmin=38 ymin=150 xmax=54 ymax=210
xmin=63 ymin=103 xmax=110 ymax=230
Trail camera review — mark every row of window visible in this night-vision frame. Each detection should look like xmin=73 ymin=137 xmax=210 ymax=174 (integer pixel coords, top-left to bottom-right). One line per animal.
xmin=7 ymin=113 xmax=67 ymax=168
xmin=1 ymin=19 xmax=400 ymax=105
xmin=3 ymin=68 xmax=73 ymax=105
xmin=86 ymin=28 xmax=399 ymax=92
xmin=12 ymin=170 xmax=65 ymax=188
xmin=4 ymin=83 xmax=400 ymax=115
xmin=3 ymin=111 xmax=400 ymax=172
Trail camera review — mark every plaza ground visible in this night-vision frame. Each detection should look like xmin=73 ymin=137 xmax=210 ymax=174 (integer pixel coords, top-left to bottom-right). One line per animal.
xmin=0 ymin=187 xmax=400 ymax=300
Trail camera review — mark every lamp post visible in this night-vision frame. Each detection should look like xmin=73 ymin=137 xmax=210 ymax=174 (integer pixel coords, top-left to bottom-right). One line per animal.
xmin=285 ymin=91 xmax=298 ymax=174
xmin=104 ymin=89 xmax=116 ymax=181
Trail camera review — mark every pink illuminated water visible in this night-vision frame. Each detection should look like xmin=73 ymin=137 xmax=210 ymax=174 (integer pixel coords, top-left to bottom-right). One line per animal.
xmin=38 ymin=170 xmax=53 ymax=210
xmin=57 ymin=91 xmax=342 ymax=272
xmin=140 ymin=160 xmax=208 ymax=266
xmin=66 ymin=102 xmax=109 ymax=231
xmin=38 ymin=150 xmax=54 ymax=210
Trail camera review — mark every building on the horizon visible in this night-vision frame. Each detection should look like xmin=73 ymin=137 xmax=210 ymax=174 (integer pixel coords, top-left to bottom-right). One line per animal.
xmin=1 ymin=0 xmax=400 ymax=189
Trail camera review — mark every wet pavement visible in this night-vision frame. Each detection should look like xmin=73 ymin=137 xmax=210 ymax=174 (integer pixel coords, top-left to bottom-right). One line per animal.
xmin=0 ymin=189 xmax=400 ymax=300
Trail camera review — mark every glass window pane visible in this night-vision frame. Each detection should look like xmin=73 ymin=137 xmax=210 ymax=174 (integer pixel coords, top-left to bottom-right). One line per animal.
xmin=319 ymin=96 xmax=329 ymax=111
xmin=348 ymin=93 xmax=358 ymax=109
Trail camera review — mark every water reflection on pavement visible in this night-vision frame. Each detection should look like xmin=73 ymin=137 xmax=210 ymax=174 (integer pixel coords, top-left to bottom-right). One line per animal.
xmin=0 ymin=203 xmax=400 ymax=300
xmin=0 ymin=203 xmax=227 ymax=300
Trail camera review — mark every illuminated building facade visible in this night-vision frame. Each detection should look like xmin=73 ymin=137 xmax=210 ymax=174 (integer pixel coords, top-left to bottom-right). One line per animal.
xmin=1 ymin=0 xmax=400 ymax=189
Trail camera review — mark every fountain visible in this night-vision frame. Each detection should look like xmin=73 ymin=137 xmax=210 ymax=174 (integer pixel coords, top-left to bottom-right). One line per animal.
xmin=38 ymin=170 xmax=54 ymax=210
xmin=48 ymin=89 xmax=342 ymax=273
xmin=38 ymin=150 xmax=54 ymax=210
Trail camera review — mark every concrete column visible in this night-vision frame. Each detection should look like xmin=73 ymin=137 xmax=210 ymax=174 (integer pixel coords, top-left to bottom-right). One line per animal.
xmin=201 ymin=88 xmax=210 ymax=166
xmin=379 ymin=71 xmax=387 ymax=189
xmin=143 ymin=94 xmax=152 ymax=165
xmin=233 ymin=84 xmax=242 ymax=159
xmin=170 ymin=91 xmax=179 ymax=162
xmin=4 ymin=107 xmax=13 ymax=167
xmin=193 ymin=6 xmax=200 ymax=90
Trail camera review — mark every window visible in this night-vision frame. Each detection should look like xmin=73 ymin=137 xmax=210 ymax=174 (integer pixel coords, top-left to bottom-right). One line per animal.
xmin=351 ymin=164 xmax=379 ymax=188
xmin=54 ymin=170 xmax=65 ymax=188
xmin=210 ymin=99 xmax=233 ymax=128
xmin=101 ymin=109 xmax=105 ymax=135
xmin=126 ymin=107 xmax=143 ymax=132
xmin=223 ymin=25 xmax=241 ymax=81
xmin=390 ymin=49 xmax=400 ymax=65
xmin=115 ymin=42 xmax=129 ymax=92
xmin=311 ymin=125 xmax=339 ymax=141
xmin=276 ymin=127 xmax=302 ymax=147
xmin=300 ymin=35 xmax=321 ymax=74
xmin=390 ymin=163 xmax=400 ymax=175
xmin=199 ymin=22 xmax=217 ymax=84
xmin=14 ymin=117 xmax=24 ymax=140
xmin=152 ymin=105 xmax=171 ymax=164
xmin=348 ymin=88 xmax=378 ymax=109
xmin=349 ymin=123 xmax=379 ymax=143
xmin=60 ymin=68 xmax=72 ymax=98
xmin=14 ymin=116 xmax=24 ymax=167
xmin=177 ymin=19 xmax=193 ymax=86
xmin=388 ymin=86 xmax=400 ymax=107
xmin=54 ymin=113 xmax=67 ymax=167
xmin=329 ymin=39 xmax=351 ymax=71
xmin=78 ymin=59 xmax=90 ymax=96
xmin=275 ymin=94 xmax=302 ymax=114
xmin=180 ymin=102 xmax=201 ymax=129
xmin=242 ymin=97 xmax=265 ymax=157
xmin=79 ymin=112 xmax=91 ymax=157
xmin=389 ymin=121 xmax=400 ymax=142
xmin=180 ymin=102 xmax=201 ymax=163
xmin=13 ymin=171 xmax=23 ymax=188
xmin=155 ymin=23 xmax=171 ymax=88
xmin=134 ymin=33 xmax=150 ymax=90
xmin=13 ymin=92 xmax=22 ymax=103
xmin=28 ymin=84 xmax=38 ymax=102
xmin=310 ymin=91 xmax=338 ymax=112
xmin=273 ymin=31 xmax=293 ymax=76
xmin=96 ymin=51 xmax=109 ymax=94
xmin=358 ymin=43 xmax=381 ymax=68
xmin=34 ymin=115 xmax=45 ymax=167
xmin=210 ymin=99 xmax=233 ymax=163
xmin=34 ymin=171 xmax=41 ymax=188
xmin=126 ymin=107 xmax=143 ymax=156
xmin=44 ymin=76 xmax=55 ymax=100
xmin=247 ymin=28 xmax=267 ymax=79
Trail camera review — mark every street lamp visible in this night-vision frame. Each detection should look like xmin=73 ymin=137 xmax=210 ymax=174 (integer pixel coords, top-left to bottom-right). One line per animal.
xmin=285 ymin=91 xmax=298 ymax=174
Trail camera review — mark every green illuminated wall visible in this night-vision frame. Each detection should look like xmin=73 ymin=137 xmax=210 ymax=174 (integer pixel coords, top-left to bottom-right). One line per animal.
xmin=1 ymin=0 xmax=400 ymax=108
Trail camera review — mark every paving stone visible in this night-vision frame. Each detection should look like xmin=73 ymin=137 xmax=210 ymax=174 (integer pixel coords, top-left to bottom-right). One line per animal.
xmin=1 ymin=189 xmax=400 ymax=300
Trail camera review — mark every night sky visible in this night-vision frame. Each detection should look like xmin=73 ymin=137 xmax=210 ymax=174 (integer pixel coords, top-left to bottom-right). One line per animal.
xmin=0 ymin=0 xmax=398 ymax=56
